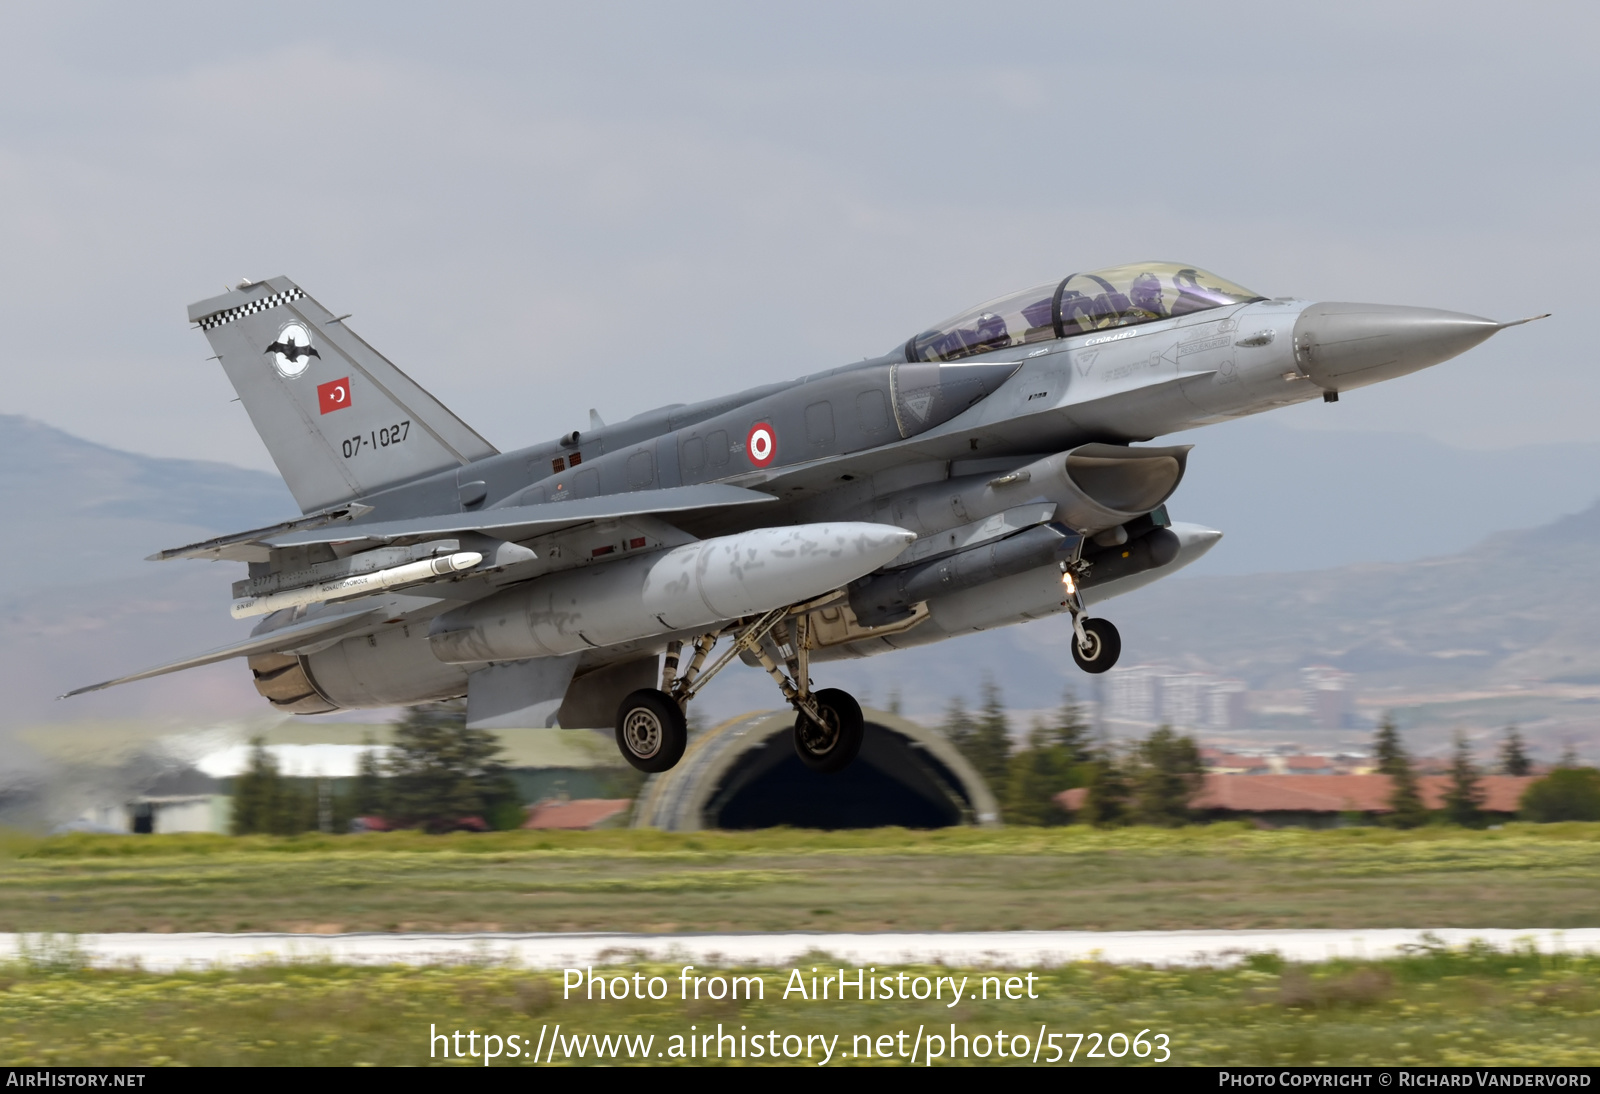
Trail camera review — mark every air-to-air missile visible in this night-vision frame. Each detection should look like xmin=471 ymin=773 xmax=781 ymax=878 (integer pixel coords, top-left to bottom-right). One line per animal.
xmin=69 ymin=263 xmax=1545 ymax=775
xmin=230 ymin=550 xmax=484 ymax=618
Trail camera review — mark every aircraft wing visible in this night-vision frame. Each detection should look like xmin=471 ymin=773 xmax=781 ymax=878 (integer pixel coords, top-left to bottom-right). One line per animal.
xmin=153 ymin=483 xmax=778 ymax=559
xmin=60 ymin=606 xmax=385 ymax=697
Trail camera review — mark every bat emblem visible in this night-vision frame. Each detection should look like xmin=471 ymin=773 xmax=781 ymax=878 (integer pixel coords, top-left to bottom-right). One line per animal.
xmin=265 ymin=322 xmax=319 ymax=377
xmin=265 ymin=338 xmax=319 ymax=362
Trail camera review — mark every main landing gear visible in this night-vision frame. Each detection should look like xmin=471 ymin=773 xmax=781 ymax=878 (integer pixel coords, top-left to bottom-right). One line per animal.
xmin=1060 ymin=561 xmax=1121 ymax=675
xmin=613 ymin=602 xmax=865 ymax=776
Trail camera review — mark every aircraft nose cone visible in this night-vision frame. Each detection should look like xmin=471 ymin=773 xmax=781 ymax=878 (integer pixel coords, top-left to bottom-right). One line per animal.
xmin=1293 ymin=303 xmax=1501 ymax=392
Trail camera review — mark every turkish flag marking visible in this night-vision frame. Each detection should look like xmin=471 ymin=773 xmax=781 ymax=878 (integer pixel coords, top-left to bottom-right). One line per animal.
xmin=317 ymin=377 xmax=351 ymax=414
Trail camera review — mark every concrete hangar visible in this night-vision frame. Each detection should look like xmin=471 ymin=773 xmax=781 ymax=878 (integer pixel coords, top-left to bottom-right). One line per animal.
xmin=632 ymin=709 xmax=997 ymax=830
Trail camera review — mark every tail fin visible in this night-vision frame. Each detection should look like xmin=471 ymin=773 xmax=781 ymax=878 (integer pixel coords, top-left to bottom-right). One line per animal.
xmin=187 ymin=277 xmax=497 ymax=513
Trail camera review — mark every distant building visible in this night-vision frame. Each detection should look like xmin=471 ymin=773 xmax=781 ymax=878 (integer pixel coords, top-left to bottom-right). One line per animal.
xmin=1208 ymin=679 xmax=1249 ymax=729
xmin=64 ymin=794 xmax=231 ymax=835
xmin=1280 ymin=755 xmax=1337 ymax=775
xmin=1301 ymin=666 xmax=1356 ymax=729
xmin=1206 ymin=753 xmax=1273 ymax=775
xmin=522 ymin=798 xmax=632 ymax=830
xmin=1105 ymin=664 xmax=1163 ymax=723
xmin=1160 ymin=673 xmax=1210 ymax=730
xmin=1058 ymin=774 xmax=1537 ymax=828
xmin=1105 ymin=666 xmax=1252 ymax=730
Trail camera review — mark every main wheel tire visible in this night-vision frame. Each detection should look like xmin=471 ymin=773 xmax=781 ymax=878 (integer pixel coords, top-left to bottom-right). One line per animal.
xmin=1071 ymin=617 xmax=1122 ymax=674
xmin=614 ymin=689 xmax=688 ymax=773
xmin=793 ymin=688 xmax=865 ymax=774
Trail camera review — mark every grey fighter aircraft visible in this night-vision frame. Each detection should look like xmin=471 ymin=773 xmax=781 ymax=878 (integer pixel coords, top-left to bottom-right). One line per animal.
xmin=68 ymin=263 xmax=1544 ymax=774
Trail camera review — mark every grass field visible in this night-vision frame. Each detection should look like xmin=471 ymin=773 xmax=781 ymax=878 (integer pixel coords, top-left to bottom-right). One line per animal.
xmin=2 ymin=946 xmax=1596 ymax=1067
xmin=4 ymin=823 xmax=1600 ymax=934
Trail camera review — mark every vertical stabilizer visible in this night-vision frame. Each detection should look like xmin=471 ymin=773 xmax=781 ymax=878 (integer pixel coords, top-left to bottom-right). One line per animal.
xmin=188 ymin=278 xmax=498 ymax=513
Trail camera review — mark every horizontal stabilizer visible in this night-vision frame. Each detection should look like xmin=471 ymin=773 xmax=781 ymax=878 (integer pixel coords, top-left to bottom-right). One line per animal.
xmin=60 ymin=607 xmax=382 ymax=698
xmin=265 ymin=483 xmax=778 ymax=548
xmin=150 ymin=502 xmax=375 ymax=562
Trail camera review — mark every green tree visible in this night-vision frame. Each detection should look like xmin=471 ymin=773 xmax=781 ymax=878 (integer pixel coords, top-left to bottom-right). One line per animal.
xmin=1127 ymin=726 xmax=1204 ymax=826
xmin=1003 ymin=719 xmax=1077 ymax=826
xmin=1079 ymin=744 xmax=1131 ymax=828
xmin=886 ymin=688 xmax=903 ymax=716
xmin=230 ymin=738 xmax=313 ymax=835
xmin=1519 ymin=767 xmax=1600 ymax=822
xmin=350 ymin=734 xmax=388 ymax=819
xmin=1441 ymin=733 xmax=1486 ymax=827
xmin=230 ymin=737 xmax=280 ymax=835
xmin=1557 ymin=741 xmax=1580 ymax=769
xmin=1049 ymin=690 xmax=1095 ymax=766
xmin=386 ymin=700 xmax=520 ymax=832
xmin=1373 ymin=715 xmax=1428 ymax=828
xmin=1498 ymin=726 xmax=1532 ymax=776
xmin=1001 ymin=693 xmax=1099 ymax=825
xmin=963 ymin=676 xmax=1013 ymax=792
xmin=940 ymin=695 xmax=976 ymax=758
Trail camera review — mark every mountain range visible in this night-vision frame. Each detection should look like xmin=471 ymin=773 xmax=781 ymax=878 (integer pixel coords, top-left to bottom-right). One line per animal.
xmin=1 ymin=414 xmax=1596 ymax=757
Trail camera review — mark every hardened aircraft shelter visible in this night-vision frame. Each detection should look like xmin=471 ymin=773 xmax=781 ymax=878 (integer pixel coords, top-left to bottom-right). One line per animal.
xmin=631 ymin=709 xmax=998 ymax=830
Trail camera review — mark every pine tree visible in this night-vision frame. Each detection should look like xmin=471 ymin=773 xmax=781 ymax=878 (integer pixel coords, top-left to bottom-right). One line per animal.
xmin=386 ymin=699 xmax=519 ymax=832
xmin=351 ymin=734 xmax=387 ymax=819
xmin=1373 ymin=715 xmax=1428 ymax=828
xmin=1442 ymin=733 xmax=1486 ymax=827
xmin=1003 ymin=717 xmax=1088 ymax=826
xmin=229 ymin=737 xmax=312 ymax=835
xmin=1050 ymin=690 xmax=1094 ymax=766
xmin=1080 ymin=743 xmax=1131 ymax=827
xmin=886 ymin=688 xmax=903 ymax=716
xmin=1128 ymin=725 xmax=1204 ymax=826
xmin=1004 ymin=721 xmax=1058 ymax=826
xmin=1498 ymin=726 xmax=1532 ymax=776
xmin=940 ymin=696 xmax=975 ymax=755
xmin=230 ymin=736 xmax=280 ymax=835
xmin=964 ymin=676 xmax=1014 ymax=792
xmin=1373 ymin=716 xmax=1405 ymax=776
xmin=1557 ymin=741 xmax=1580 ymax=769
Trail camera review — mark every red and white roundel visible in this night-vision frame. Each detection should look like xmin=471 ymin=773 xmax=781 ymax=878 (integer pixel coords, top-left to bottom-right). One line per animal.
xmin=746 ymin=422 xmax=776 ymax=467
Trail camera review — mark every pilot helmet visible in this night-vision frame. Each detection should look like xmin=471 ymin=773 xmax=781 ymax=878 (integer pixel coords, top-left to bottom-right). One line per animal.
xmin=1129 ymin=272 xmax=1165 ymax=316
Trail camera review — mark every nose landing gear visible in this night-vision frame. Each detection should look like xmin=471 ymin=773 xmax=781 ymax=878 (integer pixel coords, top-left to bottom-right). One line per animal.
xmin=612 ymin=598 xmax=866 ymax=775
xmin=1060 ymin=561 xmax=1122 ymax=675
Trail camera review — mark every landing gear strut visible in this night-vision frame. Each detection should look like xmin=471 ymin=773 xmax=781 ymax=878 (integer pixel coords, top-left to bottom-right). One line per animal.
xmin=612 ymin=598 xmax=865 ymax=775
xmin=1060 ymin=561 xmax=1121 ymax=675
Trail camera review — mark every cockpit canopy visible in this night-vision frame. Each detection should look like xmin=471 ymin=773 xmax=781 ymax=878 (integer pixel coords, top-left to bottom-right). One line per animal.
xmin=904 ymin=262 xmax=1264 ymax=363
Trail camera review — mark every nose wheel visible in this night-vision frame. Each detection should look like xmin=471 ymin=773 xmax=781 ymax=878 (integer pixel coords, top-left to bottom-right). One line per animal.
xmin=1061 ymin=560 xmax=1122 ymax=674
xmin=1070 ymin=617 xmax=1121 ymax=674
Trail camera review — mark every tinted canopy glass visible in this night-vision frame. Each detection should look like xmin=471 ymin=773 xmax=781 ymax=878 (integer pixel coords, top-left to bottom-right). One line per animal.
xmin=906 ymin=262 xmax=1263 ymax=362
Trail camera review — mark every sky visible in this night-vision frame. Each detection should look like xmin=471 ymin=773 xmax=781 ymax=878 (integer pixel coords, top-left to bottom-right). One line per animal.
xmin=1 ymin=1 xmax=1596 ymax=477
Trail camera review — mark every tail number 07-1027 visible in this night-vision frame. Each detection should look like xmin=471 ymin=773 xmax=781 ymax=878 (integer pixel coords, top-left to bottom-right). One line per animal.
xmin=342 ymin=421 xmax=411 ymax=459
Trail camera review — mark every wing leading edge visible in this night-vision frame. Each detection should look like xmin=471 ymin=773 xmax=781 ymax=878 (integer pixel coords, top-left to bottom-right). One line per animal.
xmin=153 ymin=482 xmax=778 ymax=560
xmin=60 ymin=606 xmax=384 ymax=698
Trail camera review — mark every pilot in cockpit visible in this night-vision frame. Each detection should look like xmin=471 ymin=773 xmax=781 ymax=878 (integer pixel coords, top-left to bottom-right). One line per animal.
xmin=1128 ymin=271 xmax=1168 ymax=320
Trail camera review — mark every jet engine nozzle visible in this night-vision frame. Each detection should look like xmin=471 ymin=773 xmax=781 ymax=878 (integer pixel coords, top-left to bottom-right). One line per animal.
xmin=1292 ymin=302 xmax=1501 ymax=392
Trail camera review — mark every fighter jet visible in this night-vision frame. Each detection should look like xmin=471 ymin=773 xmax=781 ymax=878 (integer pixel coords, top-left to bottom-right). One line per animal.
xmin=67 ymin=264 xmax=1544 ymax=774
